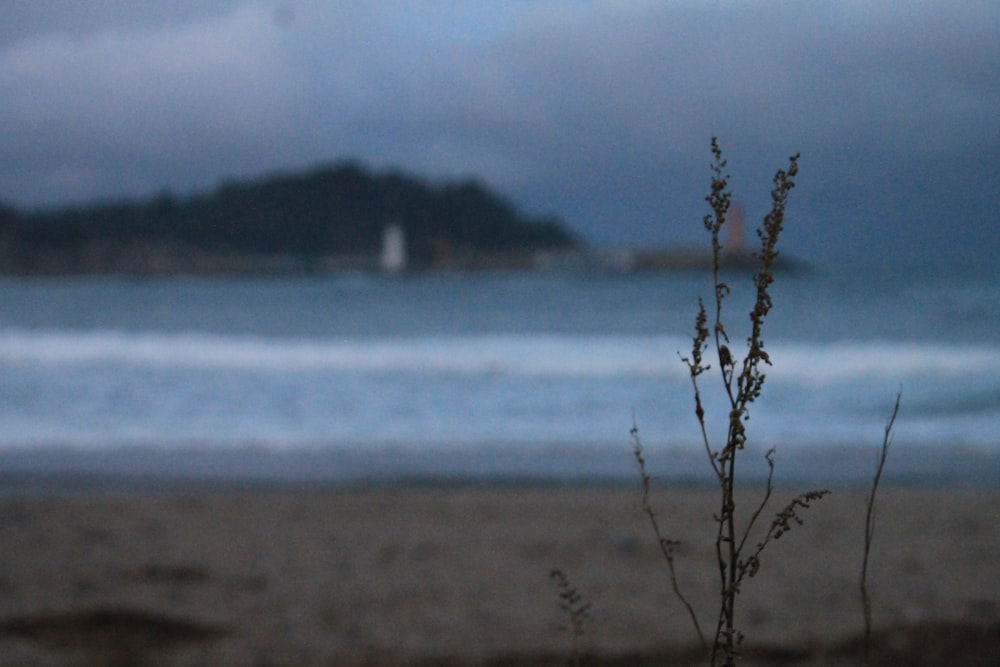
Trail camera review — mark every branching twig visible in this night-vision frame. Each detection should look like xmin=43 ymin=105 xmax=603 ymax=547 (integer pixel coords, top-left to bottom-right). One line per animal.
xmin=738 ymin=488 xmax=831 ymax=585
xmin=735 ymin=448 xmax=776 ymax=561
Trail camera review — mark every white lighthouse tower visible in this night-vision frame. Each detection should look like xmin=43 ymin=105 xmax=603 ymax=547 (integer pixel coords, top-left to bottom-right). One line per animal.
xmin=380 ymin=223 xmax=407 ymax=273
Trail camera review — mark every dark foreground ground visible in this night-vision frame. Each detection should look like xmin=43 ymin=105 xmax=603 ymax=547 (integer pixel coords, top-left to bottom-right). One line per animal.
xmin=2 ymin=484 xmax=998 ymax=666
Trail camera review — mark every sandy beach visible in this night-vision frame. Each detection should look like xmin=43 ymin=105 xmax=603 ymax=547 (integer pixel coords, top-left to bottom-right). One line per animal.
xmin=2 ymin=482 xmax=998 ymax=666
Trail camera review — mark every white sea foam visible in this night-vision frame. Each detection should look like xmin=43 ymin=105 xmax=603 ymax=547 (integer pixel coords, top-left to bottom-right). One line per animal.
xmin=0 ymin=269 xmax=995 ymax=484
xmin=2 ymin=329 xmax=997 ymax=383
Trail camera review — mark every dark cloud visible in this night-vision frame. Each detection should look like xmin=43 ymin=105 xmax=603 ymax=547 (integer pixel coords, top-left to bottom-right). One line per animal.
xmin=0 ymin=1 xmax=997 ymax=264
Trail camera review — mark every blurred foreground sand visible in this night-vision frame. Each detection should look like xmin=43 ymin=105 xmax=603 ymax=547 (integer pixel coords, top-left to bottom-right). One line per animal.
xmin=2 ymin=485 xmax=998 ymax=665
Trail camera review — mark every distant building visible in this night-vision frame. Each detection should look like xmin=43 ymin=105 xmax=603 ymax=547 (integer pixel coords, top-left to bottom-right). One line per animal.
xmin=381 ymin=223 xmax=407 ymax=273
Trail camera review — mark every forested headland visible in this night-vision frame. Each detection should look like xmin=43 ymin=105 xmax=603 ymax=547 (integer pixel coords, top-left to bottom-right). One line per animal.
xmin=0 ymin=162 xmax=578 ymax=275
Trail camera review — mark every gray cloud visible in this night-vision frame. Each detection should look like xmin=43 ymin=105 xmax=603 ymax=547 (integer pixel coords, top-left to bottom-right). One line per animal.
xmin=0 ymin=1 xmax=247 ymax=48
xmin=1 ymin=1 xmax=997 ymax=264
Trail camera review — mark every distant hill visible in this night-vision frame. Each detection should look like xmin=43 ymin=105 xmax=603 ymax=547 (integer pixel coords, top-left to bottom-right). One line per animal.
xmin=0 ymin=162 xmax=578 ymax=274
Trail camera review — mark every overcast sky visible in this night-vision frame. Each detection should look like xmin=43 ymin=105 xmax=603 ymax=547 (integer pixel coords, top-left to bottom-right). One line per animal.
xmin=1 ymin=1 xmax=997 ymax=264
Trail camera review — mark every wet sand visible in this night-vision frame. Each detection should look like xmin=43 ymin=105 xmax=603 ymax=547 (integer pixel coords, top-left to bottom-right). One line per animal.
xmin=2 ymin=483 xmax=998 ymax=665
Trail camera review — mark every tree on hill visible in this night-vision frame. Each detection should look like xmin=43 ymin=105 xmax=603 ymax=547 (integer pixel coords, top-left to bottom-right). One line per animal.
xmin=3 ymin=161 xmax=577 ymax=273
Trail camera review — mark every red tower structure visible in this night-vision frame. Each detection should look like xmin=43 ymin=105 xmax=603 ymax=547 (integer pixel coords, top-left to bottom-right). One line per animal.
xmin=726 ymin=204 xmax=745 ymax=257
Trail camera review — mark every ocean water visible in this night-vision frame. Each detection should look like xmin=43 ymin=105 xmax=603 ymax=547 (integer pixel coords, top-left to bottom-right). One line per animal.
xmin=1 ymin=260 xmax=997 ymax=488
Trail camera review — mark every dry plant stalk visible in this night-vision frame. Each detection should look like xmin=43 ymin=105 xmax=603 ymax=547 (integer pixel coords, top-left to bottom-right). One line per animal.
xmin=861 ymin=391 xmax=901 ymax=666
xmin=626 ymin=139 xmax=904 ymax=666
xmin=636 ymin=137 xmax=834 ymax=667
xmin=692 ymin=138 xmax=825 ymax=666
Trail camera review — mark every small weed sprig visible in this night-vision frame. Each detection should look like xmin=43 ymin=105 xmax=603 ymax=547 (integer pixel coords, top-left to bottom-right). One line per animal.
xmin=550 ymin=569 xmax=592 ymax=667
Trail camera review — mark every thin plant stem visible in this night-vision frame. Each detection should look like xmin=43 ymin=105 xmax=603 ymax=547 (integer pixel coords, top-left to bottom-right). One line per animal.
xmin=861 ymin=391 xmax=901 ymax=666
xmin=631 ymin=419 xmax=708 ymax=651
